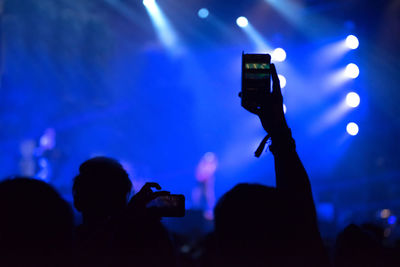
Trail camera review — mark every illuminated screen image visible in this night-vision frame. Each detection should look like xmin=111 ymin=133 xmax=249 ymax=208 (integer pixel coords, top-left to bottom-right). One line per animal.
xmin=245 ymin=63 xmax=270 ymax=69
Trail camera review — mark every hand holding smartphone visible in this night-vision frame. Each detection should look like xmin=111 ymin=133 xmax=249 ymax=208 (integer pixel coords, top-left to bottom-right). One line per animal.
xmin=240 ymin=52 xmax=272 ymax=113
xmin=147 ymin=194 xmax=185 ymax=217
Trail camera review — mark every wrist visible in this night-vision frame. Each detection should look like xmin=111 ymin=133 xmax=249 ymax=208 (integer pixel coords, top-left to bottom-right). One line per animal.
xmin=268 ymin=122 xmax=290 ymax=139
xmin=269 ymin=128 xmax=296 ymax=154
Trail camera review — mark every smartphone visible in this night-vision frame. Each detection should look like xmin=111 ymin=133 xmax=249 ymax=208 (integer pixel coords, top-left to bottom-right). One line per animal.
xmin=147 ymin=194 xmax=185 ymax=217
xmin=240 ymin=53 xmax=271 ymax=111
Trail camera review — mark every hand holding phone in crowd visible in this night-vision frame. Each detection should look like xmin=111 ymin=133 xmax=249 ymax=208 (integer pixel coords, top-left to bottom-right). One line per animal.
xmin=240 ymin=53 xmax=288 ymax=138
xmin=129 ymin=182 xmax=185 ymax=217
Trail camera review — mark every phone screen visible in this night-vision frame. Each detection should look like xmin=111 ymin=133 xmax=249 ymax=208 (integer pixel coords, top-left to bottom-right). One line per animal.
xmin=241 ymin=53 xmax=271 ymax=111
xmin=245 ymin=73 xmax=269 ymax=79
xmin=245 ymin=63 xmax=270 ymax=70
xmin=147 ymin=194 xmax=185 ymax=217
xmin=245 ymin=62 xmax=270 ymax=79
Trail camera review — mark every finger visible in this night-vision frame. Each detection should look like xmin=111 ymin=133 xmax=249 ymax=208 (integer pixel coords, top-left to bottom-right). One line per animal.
xmin=270 ymin=64 xmax=282 ymax=97
xmin=143 ymin=182 xmax=162 ymax=190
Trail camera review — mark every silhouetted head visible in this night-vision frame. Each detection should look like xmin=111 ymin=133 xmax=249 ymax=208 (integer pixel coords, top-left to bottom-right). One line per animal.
xmin=334 ymin=224 xmax=384 ymax=267
xmin=73 ymin=157 xmax=132 ymax=223
xmin=0 ymin=177 xmax=74 ymax=266
xmin=214 ymin=183 xmax=287 ymax=265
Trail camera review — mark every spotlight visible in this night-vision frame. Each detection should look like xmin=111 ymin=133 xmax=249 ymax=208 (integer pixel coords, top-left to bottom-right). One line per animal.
xmin=346 ymin=92 xmax=360 ymax=108
xmin=198 ymin=8 xmax=209 ymax=19
xmin=278 ymin=74 xmax=286 ymax=88
xmin=346 ymin=122 xmax=359 ymax=136
xmin=143 ymin=0 xmax=155 ymax=7
xmin=272 ymin=48 xmax=286 ymax=62
xmin=388 ymin=215 xmax=397 ymax=225
xmin=283 ymin=104 xmax=287 ymax=114
xmin=345 ymin=63 xmax=359 ymax=78
xmin=143 ymin=0 xmax=180 ymax=52
xmin=346 ymin=35 xmax=359 ymax=49
xmin=236 ymin=16 xmax=248 ymax=28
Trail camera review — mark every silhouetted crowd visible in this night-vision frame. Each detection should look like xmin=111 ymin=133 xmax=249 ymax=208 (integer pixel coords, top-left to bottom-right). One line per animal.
xmin=1 ymin=64 xmax=399 ymax=267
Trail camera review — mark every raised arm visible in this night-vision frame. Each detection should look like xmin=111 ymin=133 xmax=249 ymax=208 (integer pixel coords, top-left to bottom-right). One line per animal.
xmin=257 ymin=64 xmax=329 ymax=266
xmin=256 ymin=64 xmax=313 ymax=203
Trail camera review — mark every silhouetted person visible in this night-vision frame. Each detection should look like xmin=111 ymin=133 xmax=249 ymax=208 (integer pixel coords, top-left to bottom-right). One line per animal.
xmin=72 ymin=157 xmax=175 ymax=267
xmin=334 ymin=223 xmax=394 ymax=267
xmin=72 ymin=157 xmax=132 ymax=266
xmin=212 ymin=64 xmax=329 ymax=267
xmin=0 ymin=177 xmax=74 ymax=267
xmin=73 ymin=157 xmax=132 ymax=238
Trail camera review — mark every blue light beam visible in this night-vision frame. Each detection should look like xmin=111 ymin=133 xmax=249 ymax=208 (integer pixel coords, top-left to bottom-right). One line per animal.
xmin=309 ymin=101 xmax=350 ymax=135
xmin=265 ymin=0 xmax=339 ymax=37
xmin=237 ymin=19 xmax=272 ymax=53
xmin=143 ymin=0 xmax=182 ymax=54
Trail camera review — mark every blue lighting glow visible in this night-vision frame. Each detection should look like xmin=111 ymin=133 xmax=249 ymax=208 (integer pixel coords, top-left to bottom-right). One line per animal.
xmin=388 ymin=215 xmax=397 ymax=225
xmin=272 ymin=48 xmax=287 ymax=62
xmin=143 ymin=0 xmax=181 ymax=52
xmin=143 ymin=0 xmax=155 ymax=8
xmin=266 ymin=0 xmax=337 ymax=37
xmin=198 ymin=8 xmax=209 ymax=19
xmin=346 ymin=92 xmax=360 ymax=108
xmin=346 ymin=122 xmax=359 ymax=136
xmin=278 ymin=74 xmax=286 ymax=88
xmin=312 ymin=40 xmax=351 ymax=67
xmin=236 ymin=16 xmax=249 ymax=28
xmin=345 ymin=35 xmax=359 ymax=49
xmin=1 ymin=1 xmax=379 ymax=235
xmin=345 ymin=63 xmax=360 ymax=78
xmin=239 ymin=23 xmax=272 ymax=52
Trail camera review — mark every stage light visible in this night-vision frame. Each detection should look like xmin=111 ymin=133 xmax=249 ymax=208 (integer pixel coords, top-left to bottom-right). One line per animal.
xmin=346 ymin=35 xmax=359 ymax=49
xmin=236 ymin=16 xmax=248 ymax=28
xmin=345 ymin=63 xmax=359 ymax=78
xmin=346 ymin=122 xmax=359 ymax=136
xmin=283 ymin=104 xmax=287 ymax=114
xmin=388 ymin=215 xmax=397 ymax=225
xmin=272 ymin=48 xmax=286 ymax=62
xmin=278 ymin=74 xmax=286 ymax=88
xmin=143 ymin=0 xmax=181 ymax=53
xmin=346 ymin=92 xmax=360 ymax=108
xmin=143 ymin=0 xmax=155 ymax=7
xmin=198 ymin=8 xmax=209 ymax=19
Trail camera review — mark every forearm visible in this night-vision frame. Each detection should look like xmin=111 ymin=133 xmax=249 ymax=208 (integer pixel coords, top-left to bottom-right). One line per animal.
xmin=270 ymin=128 xmax=316 ymax=220
xmin=271 ymin=130 xmax=330 ymax=266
